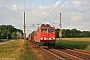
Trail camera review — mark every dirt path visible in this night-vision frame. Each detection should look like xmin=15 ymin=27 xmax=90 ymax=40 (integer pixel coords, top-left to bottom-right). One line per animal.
xmin=0 ymin=40 xmax=15 ymax=45
xmin=27 ymin=41 xmax=45 ymax=60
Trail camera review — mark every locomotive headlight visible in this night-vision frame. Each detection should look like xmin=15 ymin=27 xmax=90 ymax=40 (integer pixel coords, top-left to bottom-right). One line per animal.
xmin=53 ymin=38 xmax=55 ymax=40
xmin=49 ymin=38 xmax=51 ymax=40
xmin=44 ymin=38 xmax=46 ymax=40
xmin=40 ymin=38 xmax=43 ymax=40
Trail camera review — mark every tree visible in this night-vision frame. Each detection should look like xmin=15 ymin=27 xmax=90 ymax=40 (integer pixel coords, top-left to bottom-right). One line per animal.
xmin=11 ymin=32 xmax=17 ymax=39
xmin=0 ymin=25 xmax=23 ymax=39
xmin=7 ymin=31 xmax=11 ymax=39
xmin=65 ymin=29 xmax=71 ymax=37
xmin=0 ymin=30 xmax=2 ymax=39
xmin=1 ymin=30 xmax=8 ymax=39
xmin=62 ymin=29 xmax=66 ymax=38
xmin=55 ymin=28 xmax=90 ymax=38
xmin=56 ymin=28 xmax=59 ymax=38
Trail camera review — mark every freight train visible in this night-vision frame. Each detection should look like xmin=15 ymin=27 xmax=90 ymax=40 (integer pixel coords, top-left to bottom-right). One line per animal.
xmin=28 ymin=24 xmax=56 ymax=46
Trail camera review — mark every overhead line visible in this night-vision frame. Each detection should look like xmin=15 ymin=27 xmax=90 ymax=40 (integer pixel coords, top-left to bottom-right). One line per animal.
xmin=64 ymin=7 xmax=90 ymax=21
xmin=46 ymin=0 xmax=58 ymax=13
xmin=39 ymin=0 xmax=58 ymax=22
xmin=50 ymin=0 xmax=78 ymax=22
xmin=41 ymin=0 xmax=66 ymax=23
xmin=62 ymin=0 xmax=90 ymax=18
xmin=61 ymin=0 xmax=78 ymax=13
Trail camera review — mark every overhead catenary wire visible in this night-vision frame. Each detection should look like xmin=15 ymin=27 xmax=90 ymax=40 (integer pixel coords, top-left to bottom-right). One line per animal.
xmin=52 ymin=6 xmax=90 ymax=28
xmin=27 ymin=0 xmax=65 ymax=29
xmin=40 ymin=0 xmax=66 ymax=23
xmin=39 ymin=0 xmax=58 ymax=23
xmin=47 ymin=0 xmax=58 ymax=12
xmin=44 ymin=0 xmax=58 ymax=14
xmin=51 ymin=7 xmax=90 ymax=28
xmin=51 ymin=0 xmax=90 ymax=29
xmin=62 ymin=0 xmax=90 ymax=18
xmin=26 ymin=0 xmax=66 ymax=32
xmin=26 ymin=0 xmax=90 ymax=34
xmin=60 ymin=0 xmax=78 ymax=13
xmin=64 ymin=7 xmax=90 ymax=21
xmin=52 ymin=0 xmax=78 ymax=22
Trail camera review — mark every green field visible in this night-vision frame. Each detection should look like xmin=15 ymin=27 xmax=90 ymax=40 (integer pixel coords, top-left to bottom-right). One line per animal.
xmin=0 ymin=38 xmax=90 ymax=60
xmin=56 ymin=38 xmax=90 ymax=52
xmin=0 ymin=40 xmax=38 ymax=60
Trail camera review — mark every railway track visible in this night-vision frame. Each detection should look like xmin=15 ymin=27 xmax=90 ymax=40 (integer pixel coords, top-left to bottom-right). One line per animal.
xmin=62 ymin=49 xmax=90 ymax=60
xmin=40 ymin=47 xmax=65 ymax=60
xmin=28 ymin=41 xmax=90 ymax=60
xmin=41 ymin=48 xmax=90 ymax=60
xmin=74 ymin=49 xmax=90 ymax=54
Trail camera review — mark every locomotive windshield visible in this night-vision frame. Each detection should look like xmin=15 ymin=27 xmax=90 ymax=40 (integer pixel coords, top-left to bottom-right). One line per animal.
xmin=41 ymin=28 xmax=54 ymax=33
xmin=48 ymin=28 xmax=54 ymax=33
xmin=41 ymin=28 xmax=47 ymax=33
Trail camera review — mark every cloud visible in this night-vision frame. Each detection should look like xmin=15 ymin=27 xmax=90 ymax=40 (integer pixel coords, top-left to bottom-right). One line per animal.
xmin=39 ymin=5 xmax=42 ymax=9
xmin=0 ymin=0 xmax=90 ymax=36
xmin=71 ymin=15 xmax=83 ymax=22
xmin=0 ymin=2 xmax=23 ymax=29
xmin=53 ymin=1 xmax=60 ymax=7
xmin=12 ymin=4 xmax=17 ymax=11
xmin=74 ymin=0 xmax=81 ymax=6
xmin=65 ymin=21 xmax=90 ymax=31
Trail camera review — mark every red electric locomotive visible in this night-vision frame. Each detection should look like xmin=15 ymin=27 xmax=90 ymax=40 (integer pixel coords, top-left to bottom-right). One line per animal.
xmin=29 ymin=24 xmax=56 ymax=46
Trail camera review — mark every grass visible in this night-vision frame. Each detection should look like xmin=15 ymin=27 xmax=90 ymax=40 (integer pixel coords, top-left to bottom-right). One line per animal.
xmin=56 ymin=38 xmax=90 ymax=52
xmin=57 ymin=38 xmax=90 ymax=41
xmin=0 ymin=39 xmax=39 ymax=60
xmin=1 ymin=38 xmax=89 ymax=60
xmin=20 ymin=41 xmax=38 ymax=60
xmin=0 ymin=40 xmax=24 ymax=60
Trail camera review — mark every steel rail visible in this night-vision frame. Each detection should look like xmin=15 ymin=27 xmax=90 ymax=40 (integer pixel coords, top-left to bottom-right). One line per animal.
xmin=51 ymin=49 xmax=83 ymax=60
xmin=41 ymin=48 xmax=65 ymax=60
xmin=66 ymin=49 xmax=90 ymax=59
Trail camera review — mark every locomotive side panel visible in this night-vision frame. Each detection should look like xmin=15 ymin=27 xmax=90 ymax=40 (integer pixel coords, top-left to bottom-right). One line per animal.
xmin=28 ymin=31 xmax=35 ymax=42
xmin=31 ymin=33 xmax=35 ymax=42
xmin=36 ymin=29 xmax=41 ymax=42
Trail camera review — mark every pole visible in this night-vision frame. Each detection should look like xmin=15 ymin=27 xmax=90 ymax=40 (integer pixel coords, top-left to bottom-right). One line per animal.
xmin=24 ymin=12 xmax=26 ymax=41
xmin=24 ymin=0 xmax=26 ymax=42
xmin=59 ymin=13 xmax=62 ymax=44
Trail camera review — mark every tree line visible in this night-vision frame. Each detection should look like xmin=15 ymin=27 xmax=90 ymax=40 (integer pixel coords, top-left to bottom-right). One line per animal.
xmin=56 ymin=28 xmax=90 ymax=38
xmin=0 ymin=25 xmax=23 ymax=39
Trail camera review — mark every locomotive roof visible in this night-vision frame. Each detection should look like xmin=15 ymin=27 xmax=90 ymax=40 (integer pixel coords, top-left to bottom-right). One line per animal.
xmin=41 ymin=24 xmax=51 ymax=27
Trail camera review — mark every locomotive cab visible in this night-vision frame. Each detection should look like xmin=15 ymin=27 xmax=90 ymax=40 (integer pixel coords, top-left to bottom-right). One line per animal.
xmin=28 ymin=24 xmax=56 ymax=46
xmin=39 ymin=24 xmax=56 ymax=46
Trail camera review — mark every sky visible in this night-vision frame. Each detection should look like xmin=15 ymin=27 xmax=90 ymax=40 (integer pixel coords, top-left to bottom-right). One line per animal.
xmin=0 ymin=0 xmax=90 ymax=36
